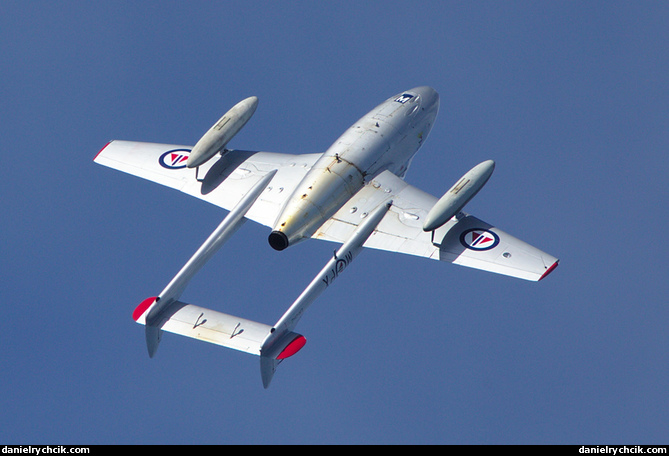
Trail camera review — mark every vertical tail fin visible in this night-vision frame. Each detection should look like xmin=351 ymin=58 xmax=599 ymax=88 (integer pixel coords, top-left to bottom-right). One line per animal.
xmin=145 ymin=325 xmax=162 ymax=358
xmin=260 ymin=355 xmax=279 ymax=389
xmin=259 ymin=333 xmax=307 ymax=388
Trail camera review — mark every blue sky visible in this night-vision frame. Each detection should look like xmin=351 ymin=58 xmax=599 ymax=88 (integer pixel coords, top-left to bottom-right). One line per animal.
xmin=1 ymin=1 xmax=667 ymax=444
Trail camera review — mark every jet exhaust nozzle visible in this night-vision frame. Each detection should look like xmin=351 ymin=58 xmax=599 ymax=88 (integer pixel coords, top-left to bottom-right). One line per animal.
xmin=268 ymin=231 xmax=289 ymax=251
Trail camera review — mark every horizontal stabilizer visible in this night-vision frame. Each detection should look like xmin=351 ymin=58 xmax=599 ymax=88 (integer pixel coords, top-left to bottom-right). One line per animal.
xmin=133 ymin=298 xmax=306 ymax=386
xmin=134 ymin=299 xmax=273 ymax=356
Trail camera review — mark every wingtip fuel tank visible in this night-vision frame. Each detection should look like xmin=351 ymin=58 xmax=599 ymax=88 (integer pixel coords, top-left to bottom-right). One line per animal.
xmin=187 ymin=96 xmax=259 ymax=168
xmin=423 ymin=160 xmax=495 ymax=232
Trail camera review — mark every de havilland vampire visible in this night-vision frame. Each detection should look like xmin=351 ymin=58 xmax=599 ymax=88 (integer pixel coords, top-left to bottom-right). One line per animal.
xmin=95 ymin=86 xmax=558 ymax=387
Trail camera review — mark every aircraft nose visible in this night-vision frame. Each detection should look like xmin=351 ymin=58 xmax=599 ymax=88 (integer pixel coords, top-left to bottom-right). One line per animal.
xmin=412 ymin=86 xmax=439 ymax=111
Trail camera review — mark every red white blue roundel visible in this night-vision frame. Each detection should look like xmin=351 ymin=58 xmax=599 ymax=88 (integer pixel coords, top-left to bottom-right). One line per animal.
xmin=159 ymin=149 xmax=191 ymax=169
xmin=460 ymin=228 xmax=500 ymax=251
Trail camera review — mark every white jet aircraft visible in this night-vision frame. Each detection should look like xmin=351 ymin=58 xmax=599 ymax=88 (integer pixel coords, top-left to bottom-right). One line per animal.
xmin=95 ymin=86 xmax=558 ymax=387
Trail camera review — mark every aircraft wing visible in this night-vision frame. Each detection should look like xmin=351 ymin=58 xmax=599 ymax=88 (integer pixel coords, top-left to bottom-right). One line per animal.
xmin=94 ymin=140 xmax=322 ymax=227
xmin=95 ymin=141 xmax=558 ymax=281
xmin=313 ymin=170 xmax=559 ymax=282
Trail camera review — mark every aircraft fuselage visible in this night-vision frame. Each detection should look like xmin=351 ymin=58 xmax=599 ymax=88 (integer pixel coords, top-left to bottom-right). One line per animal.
xmin=268 ymin=86 xmax=440 ymax=250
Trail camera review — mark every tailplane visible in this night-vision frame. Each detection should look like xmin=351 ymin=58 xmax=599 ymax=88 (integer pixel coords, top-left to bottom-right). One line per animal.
xmin=133 ymin=297 xmax=306 ymax=388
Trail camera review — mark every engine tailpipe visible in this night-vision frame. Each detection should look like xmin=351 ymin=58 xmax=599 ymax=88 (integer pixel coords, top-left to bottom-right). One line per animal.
xmin=268 ymin=231 xmax=289 ymax=251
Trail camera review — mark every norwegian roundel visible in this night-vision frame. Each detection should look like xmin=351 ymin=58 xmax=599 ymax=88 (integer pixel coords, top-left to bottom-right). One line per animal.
xmin=159 ymin=149 xmax=191 ymax=169
xmin=460 ymin=228 xmax=500 ymax=251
